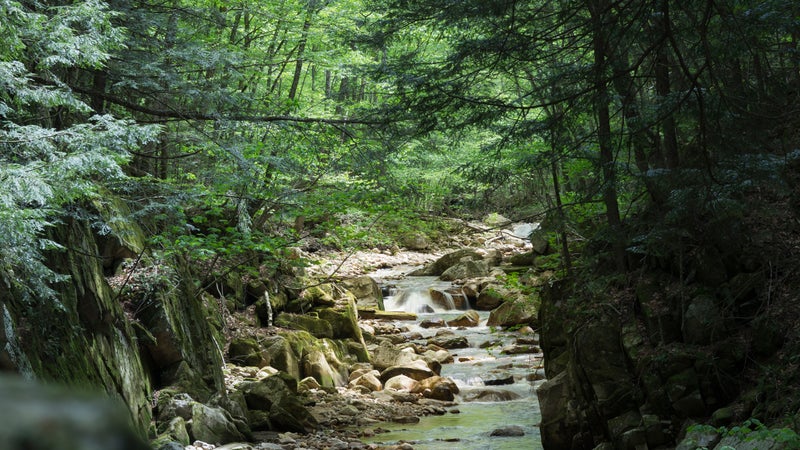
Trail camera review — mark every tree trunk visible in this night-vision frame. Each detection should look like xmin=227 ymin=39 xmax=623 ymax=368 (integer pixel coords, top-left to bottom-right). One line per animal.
xmin=589 ymin=0 xmax=626 ymax=271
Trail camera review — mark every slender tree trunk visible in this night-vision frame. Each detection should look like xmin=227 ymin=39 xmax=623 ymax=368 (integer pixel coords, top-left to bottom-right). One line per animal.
xmin=289 ymin=4 xmax=315 ymax=101
xmin=655 ymin=0 xmax=679 ymax=169
xmin=589 ymin=0 xmax=626 ymax=271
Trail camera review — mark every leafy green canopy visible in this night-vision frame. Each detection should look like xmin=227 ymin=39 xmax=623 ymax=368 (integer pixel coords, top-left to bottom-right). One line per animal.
xmin=0 ymin=0 xmax=159 ymax=300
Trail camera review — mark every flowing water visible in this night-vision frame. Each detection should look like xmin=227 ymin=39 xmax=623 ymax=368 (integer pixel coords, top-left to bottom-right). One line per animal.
xmin=364 ymin=274 xmax=545 ymax=450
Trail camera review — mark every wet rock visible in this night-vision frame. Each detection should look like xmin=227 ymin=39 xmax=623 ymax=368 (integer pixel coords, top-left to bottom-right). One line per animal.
xmin=515 ymin=335 xmax=539 ymax=345
xmin=484 ymin=372 xmax=514 ymax=386
xmin=392 ymin=415 xmax=421 ymax=424
xmin=384 ymin=374 xmax=420 ymax=392
xmin=420 ymin=318 xmax=446 ymax=328
xmin=461 ymin=388 xmax=521 ymax=402
xmin=380 ymin=360 xmax=436 ymax=383
xmin=446 ymin=310 xmax=480 ymax=327
xmin=501 ymin=344 xmax=540 ymax=355
xmin=429 ymin=289 xmax=458 ymax=309
xmin=427 ymin=334 xmax=469 ymax=349
xmin=413 ymin=376 xmax=459 ymax=402
xmin=490 ymin=425 xmax=525 ymax=437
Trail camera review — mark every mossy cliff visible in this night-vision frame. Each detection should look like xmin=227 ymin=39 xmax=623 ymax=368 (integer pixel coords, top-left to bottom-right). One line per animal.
xmin=0 ymin=210 xmax=227 ymax=438
xmin=537 ymin=253 xmax=800 ymax=448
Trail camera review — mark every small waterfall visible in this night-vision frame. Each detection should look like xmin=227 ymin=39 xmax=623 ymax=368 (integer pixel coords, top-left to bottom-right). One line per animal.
xmin=392 ymin=289 xmax=437 ymax=313
xmin=264 ymin=291 xmax=273 ymax=327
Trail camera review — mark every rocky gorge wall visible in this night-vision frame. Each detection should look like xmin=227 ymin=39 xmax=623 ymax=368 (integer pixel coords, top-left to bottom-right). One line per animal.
xmin=536 ymin=266 xmax=790 ymax=449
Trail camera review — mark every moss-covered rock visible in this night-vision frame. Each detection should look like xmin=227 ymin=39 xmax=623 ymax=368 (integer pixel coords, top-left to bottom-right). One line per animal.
xmin=486 ymin=293 xmax=539 ymax=327
xmin=274 ymin=312 xmax=334 ymax=338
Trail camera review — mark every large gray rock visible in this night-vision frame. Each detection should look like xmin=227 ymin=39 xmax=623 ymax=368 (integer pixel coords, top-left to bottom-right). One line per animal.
xmin=446 ymin=310 xmax=480 ymax=327
xmin=486 ymin=295 xmax=538 ymax=327
xmin=440 ymin=260 xmax=490 ymax=281
xmin=683 ymin=295 xmax=726 ymax=345
xmin=339 ymin=276 xmax=384 ymax=310
xmin=189 ymin=402 xmax=245 ymax=445
xmin=369 ymin=340 xmax=425 ymax=371
xmin=409 ymin=248 xmax=482 ymax=276
xmin=379 ymin=360 xmax=436 ymax=383
xmin=237 ymin=374 xmax=318 ymax=433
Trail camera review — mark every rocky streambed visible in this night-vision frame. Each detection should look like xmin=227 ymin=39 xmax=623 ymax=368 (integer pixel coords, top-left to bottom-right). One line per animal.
xmin=155 ymin=222 xmax=548 ymax=450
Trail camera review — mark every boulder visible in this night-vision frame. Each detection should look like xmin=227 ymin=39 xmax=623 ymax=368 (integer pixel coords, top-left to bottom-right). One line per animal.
xmin=237 ymin=374 xmax=317 ymax=433
xmin=297 ymin=284 xmax=336 ymax=307
xmin=683 ymin=294 xmax=726 ymax=345
xmin=413 ymin=376 xmax=459 ymax=402
xmin=476 ymin=285 xmax=514 ymax=310
xmin=446 ymin=310 xmax=480 ymax=327
xmin=370 ymin=340 xmax=425 ymax=371
xmin=274 ymin=313 xmax=333 ymax=339
xmin=261 ymin=336 xmax=301 ymax=379
xmin=462 ymin=388 xmax=521 ymax=402
xmin=486 ymin=295 xmax=539 ymax=327
xmin=440 ymin=260 xmax=490 ymax=281
xmin=409 ymin=248 xmax=482 ymax=276
xmin=302 ymin=345 xmax=348 ymax=388
xmin=420 ymin=318 xmax=446 ymax=328
xmin=189 ymin=403 xmax=245 ymax=445
xmin=429 ymin=289 xmax=458 ymax=309
xmin=349 ymin=371 xmax=383 ymax=392
xmin=483 ymin=372 xmax=514 ymax=386
xmin=490 ymin=425 xmax=525 ymax=437
xmin=401 ymin=233 xmax=430 ymax=250
xmin=379 ymin=360 xmax=436 ymax=383
xmin=484 ymin=213 xmax=512 ymax=227
xmin=427 ymin=333 xmax=469 ymax=349
xmin=384 ymin=375 xmax=419 ymax=392
xmin=227 ymin=338 xmax=269 ymax=368
xmin=339 ymin=276 xmax=384 ymax=310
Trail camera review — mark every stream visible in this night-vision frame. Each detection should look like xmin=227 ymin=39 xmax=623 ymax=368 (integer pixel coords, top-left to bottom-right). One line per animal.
xmin=364 ymin=273 xmax=545 ymax=450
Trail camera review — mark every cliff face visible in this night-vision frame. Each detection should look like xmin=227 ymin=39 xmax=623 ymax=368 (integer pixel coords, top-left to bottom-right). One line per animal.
xmin=537 ymin=268 xmax=792 ymax=449
xmin=0 ymin=210 xmax=227 ymax=438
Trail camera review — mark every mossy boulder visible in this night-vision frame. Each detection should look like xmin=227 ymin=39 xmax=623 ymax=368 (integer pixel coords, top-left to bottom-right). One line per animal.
xmin=409 ymin=248 xmax=482 ymax=276
xmin=274 ymin=312 xmax=333 ymax=338
xmin=237 ymin=373 xmax=317 ymax=433
xmin=486 ymin=294 xmax=539 ymax=327
xmin=338 ymin=276 xmax=384 ymax=310
xmin=475 ymin=284 xmax=514 ymax=310
xmin=228 ymin=338 xmax=270 ymax=368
